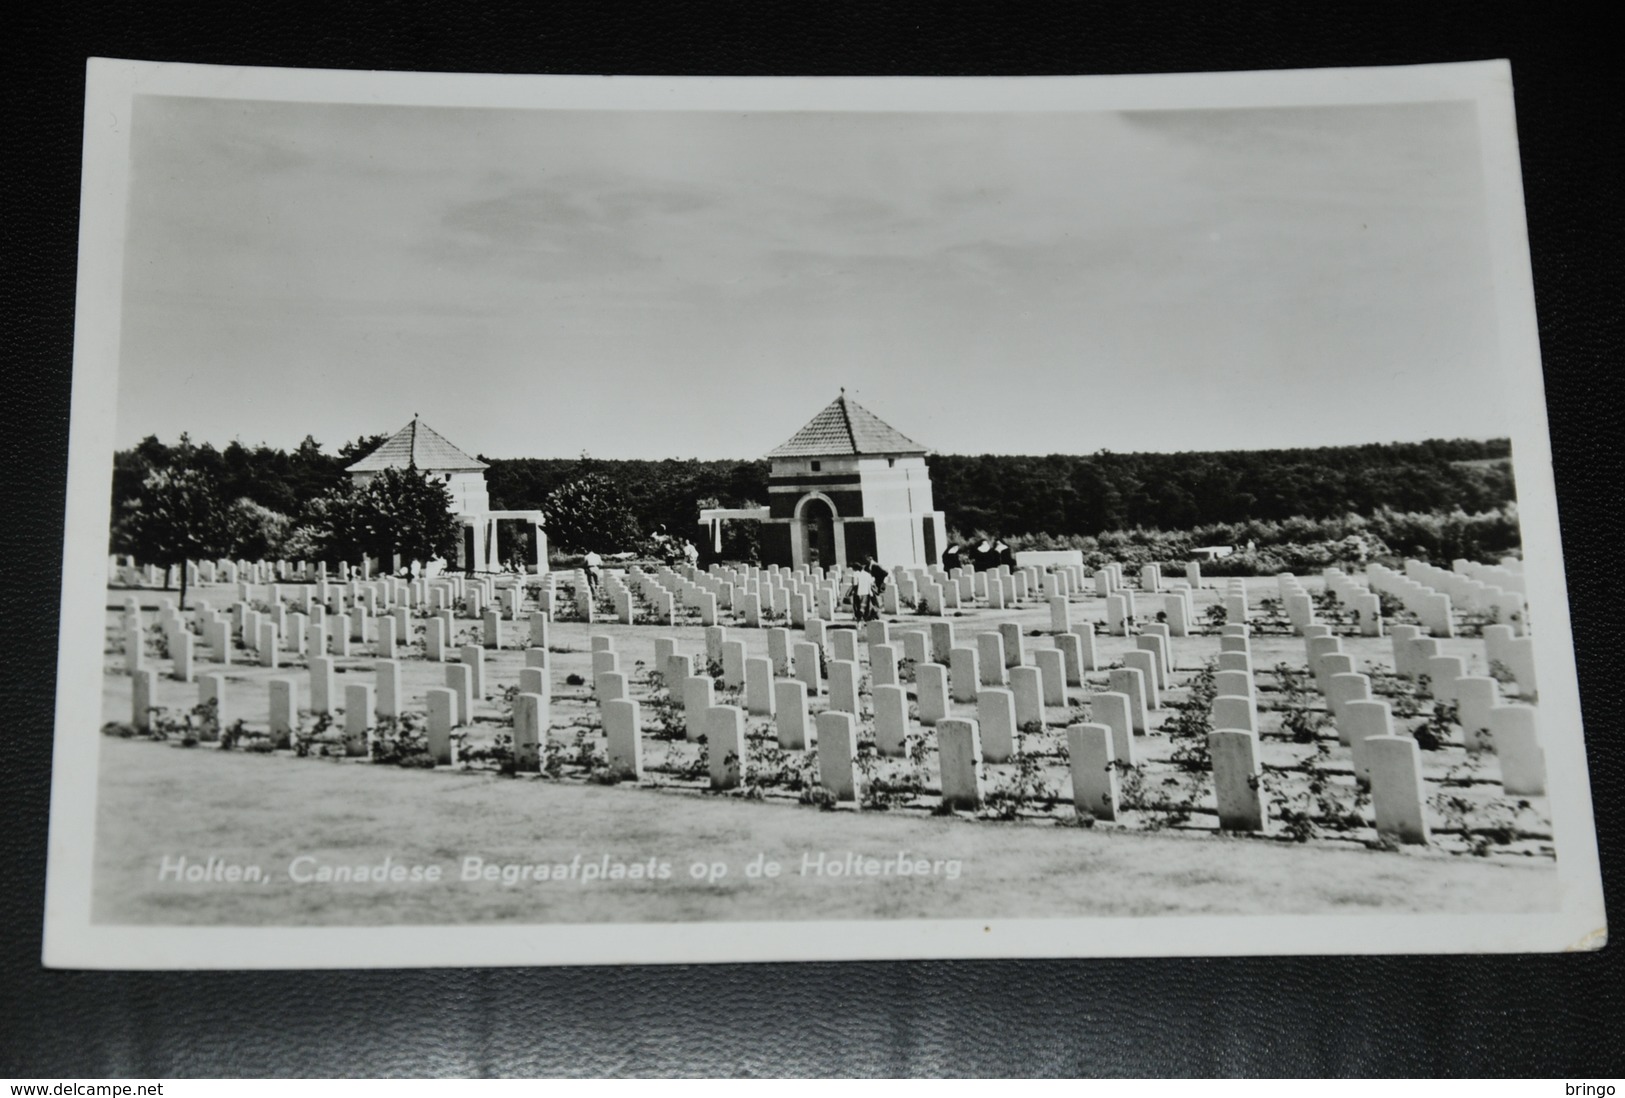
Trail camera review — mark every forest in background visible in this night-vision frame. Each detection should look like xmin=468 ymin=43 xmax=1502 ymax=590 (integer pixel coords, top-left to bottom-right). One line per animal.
xmin=110 ymin=435 xmax=1519 ymax=572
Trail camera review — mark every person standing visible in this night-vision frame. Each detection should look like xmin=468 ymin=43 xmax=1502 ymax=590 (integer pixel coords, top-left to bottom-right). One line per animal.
xmin=583 ymin=549 xmax=603 ymax=595
xmin=865 ymin=557 xmax=889 ymax=616
xmin=848 ymin=565 xmax=874 ymax=622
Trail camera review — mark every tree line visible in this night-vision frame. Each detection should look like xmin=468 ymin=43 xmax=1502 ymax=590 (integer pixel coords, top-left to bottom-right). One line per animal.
xmin=925 ymin=440 xmax=1512 ymax=541
xmin=109 ymin=434 xmax=1517 ymax=580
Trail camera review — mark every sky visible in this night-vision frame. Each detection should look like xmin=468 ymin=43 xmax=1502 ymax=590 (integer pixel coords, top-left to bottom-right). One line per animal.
xmin=114 ymin=95 xmax=1506 ymax=460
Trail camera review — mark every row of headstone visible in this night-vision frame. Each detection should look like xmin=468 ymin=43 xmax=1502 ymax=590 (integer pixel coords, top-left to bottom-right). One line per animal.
xmin=134 ymin=595 xmax=1552 ymax=844
xmin=1320 ymin=568 xmax=1384 ymax=636
xmin=1455 ymin=557 xmax=1526 ymax=598
xmin=1277 ymin=573 xmax=1319 ymax=635
xmin=1405 ymin=559 xmax=1528 ymax=634
xmin=1367 ymin=563 xmax=1455 ymax=638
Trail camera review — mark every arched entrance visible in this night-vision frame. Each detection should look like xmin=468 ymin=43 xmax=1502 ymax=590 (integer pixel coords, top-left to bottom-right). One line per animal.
xmin=797 ymin=494 xmax=838 ymax=569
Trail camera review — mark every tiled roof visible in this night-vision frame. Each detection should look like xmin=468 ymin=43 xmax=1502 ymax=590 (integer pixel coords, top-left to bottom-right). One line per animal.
xmin=344 ymin=418 xmax=489 ymax=474
xmin=766 ymin=394 xmax=926 ymax=459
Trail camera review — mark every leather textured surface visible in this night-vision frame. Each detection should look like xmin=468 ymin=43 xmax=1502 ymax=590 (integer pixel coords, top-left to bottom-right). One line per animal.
xmin=3 ymin=2 xmax=1620 ymax=1077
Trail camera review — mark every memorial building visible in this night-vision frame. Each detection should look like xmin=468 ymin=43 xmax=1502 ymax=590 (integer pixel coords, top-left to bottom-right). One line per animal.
xmin=346 ymin=416 xmax=547 ymax=573
xmin=745 ymin=393 xmax=947 ymax=571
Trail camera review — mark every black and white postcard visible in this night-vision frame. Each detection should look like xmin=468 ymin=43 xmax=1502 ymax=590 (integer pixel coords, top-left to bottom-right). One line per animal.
xmin=44 ymin=58 xmax=1605 ymax=968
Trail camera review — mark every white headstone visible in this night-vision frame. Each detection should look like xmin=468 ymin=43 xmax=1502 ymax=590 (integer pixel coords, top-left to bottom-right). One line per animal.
xmin=815 ymin=711 xmax=858 ymax=802
xmin=1210 ymin=729 xmax=1267 ymax=832
xmin=425 ymin=687 xmax=457 ymax=765
xmin=744 ymin=657 xmax=776 ymax=716
xmin=682 ymin=677 xmax=714 ymax=741
xmin=1122 ymin=650 xmax=1161 ymax=710
xmin=342 ymin=683 xmax=374 ymax=757
xmin=1367 ymin=735 xmax=1429 ymax=844
xmin=936 ymin=719 xmax=984 ymax=810
xmin=976 ymin=688 xmax=1017 ymax=763
xmin=774 ymin=679 xmax=810 ymax=749
xmin=603 ymin=698 xmax=643 ymax=781
xmin=828 ymin=659 xmax=861 ymax=715
xmin=1107 ymin=667 xmax=1148 ymax=733
xmin=1490 ymin=705 xmax=1545 ymax=795
xmin=1067 ymin=723 xmax=1118 ymax=821
xmin=1009 ymin=666 xmax=1044 ymax=732
xmin=873 ymin=684 xmax=909 ymax=758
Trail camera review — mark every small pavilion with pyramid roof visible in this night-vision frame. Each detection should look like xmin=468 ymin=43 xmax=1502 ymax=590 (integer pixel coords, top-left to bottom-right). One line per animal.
xmin=346 ymin=416 xmax=547 ymax=573
xmin=715 ymin=392 xmax=946 ymax=570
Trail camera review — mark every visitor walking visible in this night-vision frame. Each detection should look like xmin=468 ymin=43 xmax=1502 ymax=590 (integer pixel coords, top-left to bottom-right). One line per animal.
xmin=583 ymin=549 xmax=603 ymax=595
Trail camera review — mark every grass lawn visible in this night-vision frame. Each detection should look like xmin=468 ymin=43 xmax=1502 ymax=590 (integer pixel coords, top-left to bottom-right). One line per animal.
xmin=92 ymin=734 xmax=1558 ymax=926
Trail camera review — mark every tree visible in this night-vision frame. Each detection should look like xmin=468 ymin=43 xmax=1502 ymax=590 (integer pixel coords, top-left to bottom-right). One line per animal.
xmin=338 ymin=433 xmax=391 ymax=465
xmin=223 ymin=497 xmax=292 ymax=561
xmin=303 ymin=467 xmax=461 ymax=568
xmin=114 ymin=467 xmax=228 ymax=609
xmin=357 ymin=466 xmax=462 ymax=567
xmin=543 ymin=473 xmax=642 ymax=554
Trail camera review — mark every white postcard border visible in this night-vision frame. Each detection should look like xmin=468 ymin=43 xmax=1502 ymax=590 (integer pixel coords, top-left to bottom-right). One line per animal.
xmin=43 ymin=58 xmax=1606 ymax=968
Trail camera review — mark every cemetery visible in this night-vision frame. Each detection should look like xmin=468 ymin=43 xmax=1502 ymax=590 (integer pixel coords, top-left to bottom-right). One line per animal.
xmin=92 ymin=409 xmax=1557 ymax=925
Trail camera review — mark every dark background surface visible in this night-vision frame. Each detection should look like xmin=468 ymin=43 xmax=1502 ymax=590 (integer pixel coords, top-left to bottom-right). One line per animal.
xmin=3 ymin=2 xmax=1619 ymax=1078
